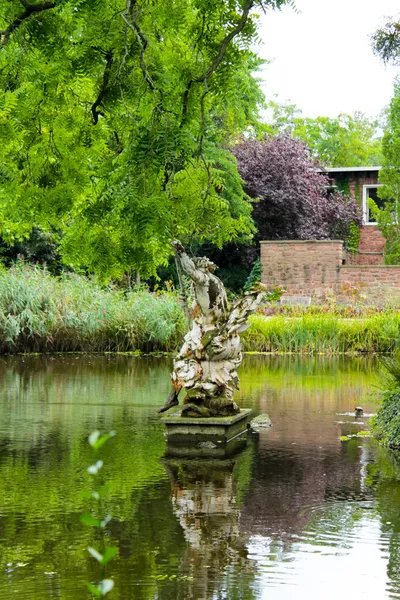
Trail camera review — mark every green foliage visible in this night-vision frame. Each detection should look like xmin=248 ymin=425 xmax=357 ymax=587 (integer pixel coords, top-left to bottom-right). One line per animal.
xmin=0 ymin=0 xmax=291 ymax=280
xmin=242 ymin=313 xmax=400 ymax=354
xmin=264 ymin=98 xmax=383 ymax=167
xmin=372 ymin=356 xmax=400 ymax=446
xmin=0 ymin=262 xmax=186 ymax=352
xmin=335 ymin=178 xmax=350 ymax=195
xmin=372 ymin=17 xmax=400 ymax=66
xmin=340 ymin=431 xmax=371 ymax=441
xmin=83 ymin=430 xmax=117 ymax=597
xmin=373 ymin=79 xmax=400 ymax=264
xmin=244 ymin=259 xmax=261 ymax=289
xmin=347 ymin=222 xmax=361 ymax=253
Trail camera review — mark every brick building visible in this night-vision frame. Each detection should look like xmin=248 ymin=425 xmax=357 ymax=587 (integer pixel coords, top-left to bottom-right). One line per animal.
xmin=260 ymin=167 xmax=400 ymax=302
xmin=324 ymin=166 xmax=385 ymax=265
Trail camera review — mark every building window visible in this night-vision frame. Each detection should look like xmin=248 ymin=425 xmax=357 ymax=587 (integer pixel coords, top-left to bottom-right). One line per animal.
xmin=363 ymin=185 xmax=385 ymax=224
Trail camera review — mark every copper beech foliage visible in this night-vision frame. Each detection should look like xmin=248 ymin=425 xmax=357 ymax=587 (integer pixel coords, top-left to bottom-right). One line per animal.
xmin=232 ymin=135 xmax=362 ymax=243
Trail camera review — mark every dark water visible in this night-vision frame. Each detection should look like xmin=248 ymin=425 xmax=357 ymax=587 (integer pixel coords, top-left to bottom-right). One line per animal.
xmin=0 ymin=354 xmax=399 ymax=599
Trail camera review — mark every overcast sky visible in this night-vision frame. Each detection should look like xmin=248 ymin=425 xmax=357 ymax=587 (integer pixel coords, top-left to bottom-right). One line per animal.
xmin=257 ymin=0 xmax=400 ymax=119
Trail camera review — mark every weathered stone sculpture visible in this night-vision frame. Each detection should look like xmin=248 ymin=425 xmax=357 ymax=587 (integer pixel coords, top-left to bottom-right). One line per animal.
xmin=158 ymin=241 xmax=264 ymax=417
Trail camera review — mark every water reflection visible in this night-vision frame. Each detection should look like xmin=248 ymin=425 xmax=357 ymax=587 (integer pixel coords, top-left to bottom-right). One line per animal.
xmin=0 ymin=354 xmax=398 ymax=599
xmin=163 ymin=452 xmax=259 ymax=599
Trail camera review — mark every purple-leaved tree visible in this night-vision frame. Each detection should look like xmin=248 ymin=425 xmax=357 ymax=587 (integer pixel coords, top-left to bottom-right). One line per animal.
xmin=232 ymin=135 xmax=361 ymax=242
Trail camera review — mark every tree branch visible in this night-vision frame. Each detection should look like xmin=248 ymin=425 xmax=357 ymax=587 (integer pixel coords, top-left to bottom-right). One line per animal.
xmin=180 ymin=81 xmax=193 ymax=127
xmin=0 ymin=1 xmax=56 ymax=47
xmin=91 ymin=50 xmax=114 ymax=124
xmin=180 ymin=0 xmax=254 ymax=126
xmin=121 ymin=0 xmax=155 ymax=91
xmin=195 ymin=0 xmax=254 ymax=83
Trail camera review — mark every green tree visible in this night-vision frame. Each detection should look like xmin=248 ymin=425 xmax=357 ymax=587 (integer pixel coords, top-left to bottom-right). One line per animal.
xmin=0 ymin=0 xmax=291 ymax=280
xmin=372 ymin=17 xmax=400 ymax=65
xmin=371 ymin=80 xmax=400 ymax=264
xmin=265 ymin=98 xmax=383 ymax=167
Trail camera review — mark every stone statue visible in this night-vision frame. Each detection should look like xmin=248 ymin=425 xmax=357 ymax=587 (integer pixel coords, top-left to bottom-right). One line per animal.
xmin=158 ymin=241 xmax=265 ymax=417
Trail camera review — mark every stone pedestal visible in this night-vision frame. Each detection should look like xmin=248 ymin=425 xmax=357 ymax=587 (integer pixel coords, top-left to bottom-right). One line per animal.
xmin=162 ymin=409 xmax=252 ymax=457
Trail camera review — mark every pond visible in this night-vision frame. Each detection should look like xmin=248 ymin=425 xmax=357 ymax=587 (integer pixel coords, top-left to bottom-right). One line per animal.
xmin=0 ymin=354 xmax=399 ymax=599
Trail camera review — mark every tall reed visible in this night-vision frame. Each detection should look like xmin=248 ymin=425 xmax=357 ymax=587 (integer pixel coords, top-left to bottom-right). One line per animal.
xmin=2 ymin=264 xmax=400 ymax=355
xmin=0 ymin=264 xmax=186 ymax=353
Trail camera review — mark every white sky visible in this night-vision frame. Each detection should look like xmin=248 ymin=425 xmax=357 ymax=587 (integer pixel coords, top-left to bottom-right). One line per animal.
xmin=257 ymin=0 xmax=400 ymax=119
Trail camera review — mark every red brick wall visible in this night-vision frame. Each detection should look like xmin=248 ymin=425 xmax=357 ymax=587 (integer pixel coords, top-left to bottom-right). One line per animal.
xmin=331 ymin=171 xmax=385 ymax=264
xmin=340 ymin=266 xmax=400 ymax=300
xmin=348 ymin=252 xmax=384 ymax=265
xmin=261 ymin=240 xmax=400 ymax=302
xmin=331 ymin=172 xmax=379 ymax=204
xmin=346 ymin=226 xmax=385 ymax=265
xmin=260 ymin=241 xmax=343 ymax=294
xmin=358 ymin=226 xmax=385 ymax=253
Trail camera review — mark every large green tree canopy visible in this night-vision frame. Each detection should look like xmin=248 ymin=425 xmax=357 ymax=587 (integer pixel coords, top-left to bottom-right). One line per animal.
xmin=0 ymin=0 xmax=290 ymax=279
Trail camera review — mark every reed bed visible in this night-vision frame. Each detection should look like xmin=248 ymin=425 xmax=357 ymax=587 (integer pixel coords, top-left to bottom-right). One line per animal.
xmin=0 ymin=264 xmax=186 ymax=353
xmin=242 ymin=313 xmax=400 ymax=354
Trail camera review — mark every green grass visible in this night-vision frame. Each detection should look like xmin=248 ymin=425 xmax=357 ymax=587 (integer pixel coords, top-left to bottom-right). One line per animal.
xmin=0 ymin=264 xmax=186 ymax=353
xmin=242 ymin=313 xmax=400 ymax=354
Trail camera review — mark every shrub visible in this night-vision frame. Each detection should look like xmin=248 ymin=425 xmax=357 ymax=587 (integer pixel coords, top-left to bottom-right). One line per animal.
xmin=232 ymin=135 xmax=361 ymax=243
xmin=372 ymin=356 xmax=400 ymax=447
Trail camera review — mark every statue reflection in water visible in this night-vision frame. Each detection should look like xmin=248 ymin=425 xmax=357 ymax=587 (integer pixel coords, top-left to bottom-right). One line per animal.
xmin=163 ymin=449 xmax=259 ymax=600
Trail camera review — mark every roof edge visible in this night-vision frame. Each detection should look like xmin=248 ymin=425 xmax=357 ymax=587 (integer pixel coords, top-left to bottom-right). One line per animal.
xmin=319 ymin=166 xmax=381 ymax=173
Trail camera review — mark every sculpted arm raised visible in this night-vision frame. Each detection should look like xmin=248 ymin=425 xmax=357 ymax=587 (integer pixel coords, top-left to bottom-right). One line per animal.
xmin=172 ymin=240 xmax=207 ymax=285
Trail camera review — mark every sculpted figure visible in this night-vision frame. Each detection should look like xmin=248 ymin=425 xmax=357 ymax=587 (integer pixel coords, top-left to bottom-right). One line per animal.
xmin=159 ymin=241 xmax=264 ymax=417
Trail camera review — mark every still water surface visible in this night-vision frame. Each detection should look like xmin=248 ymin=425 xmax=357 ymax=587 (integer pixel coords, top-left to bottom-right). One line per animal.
xmin=0 ymin=354 xmax=399 ymax=599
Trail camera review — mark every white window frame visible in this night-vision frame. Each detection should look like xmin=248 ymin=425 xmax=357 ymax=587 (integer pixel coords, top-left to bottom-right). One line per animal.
xmin=362 ymin=184 xmax=384 ymax=225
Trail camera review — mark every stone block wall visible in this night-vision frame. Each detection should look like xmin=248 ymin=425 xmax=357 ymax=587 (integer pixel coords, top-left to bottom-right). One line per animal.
xmin=261 ymin=240 xmax=400 ymax=303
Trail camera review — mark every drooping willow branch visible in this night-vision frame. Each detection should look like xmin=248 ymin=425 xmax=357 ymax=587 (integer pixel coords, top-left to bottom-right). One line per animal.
xmin=0 ymin=1 xmax=56 ymax=47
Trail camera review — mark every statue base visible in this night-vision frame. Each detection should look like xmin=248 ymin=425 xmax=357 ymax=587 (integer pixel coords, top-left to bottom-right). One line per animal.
xmin=164 ymin=434 xmax=248 ymax=458
xmin=162 ymin=408 xmax=252 ymax=451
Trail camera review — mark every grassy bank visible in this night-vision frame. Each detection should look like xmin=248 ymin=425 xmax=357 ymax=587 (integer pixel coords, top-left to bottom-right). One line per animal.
xmin=2 ymin=264 xmax=400 ymax=355
xmin=372 ymin=357 xmax=400 ymax=447
xmin=0 ymin=264 xmax=186 ymax=353
xmin=242 ymin=313 xmax=400 ymax=354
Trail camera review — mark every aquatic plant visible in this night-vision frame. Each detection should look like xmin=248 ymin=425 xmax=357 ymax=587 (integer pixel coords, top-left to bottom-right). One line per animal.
xmin=258 ymin=302 xmax=398 ymax=318
xmin=83 ymin=431 xmax=117 ymax=598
